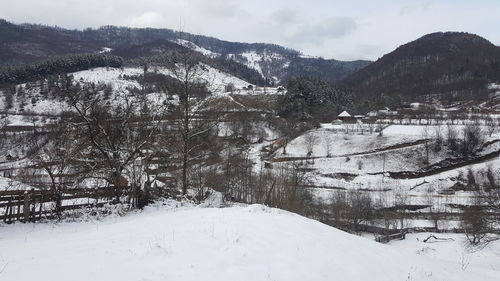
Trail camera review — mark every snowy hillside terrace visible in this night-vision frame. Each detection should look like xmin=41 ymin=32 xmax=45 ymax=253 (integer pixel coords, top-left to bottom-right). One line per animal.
xmin=253 ymin=120 xmax=500 ymax=230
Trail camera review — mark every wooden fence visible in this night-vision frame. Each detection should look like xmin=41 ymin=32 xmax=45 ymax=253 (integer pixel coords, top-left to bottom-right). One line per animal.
xmin=0 ymin=187 xmax=126 ymax=223
xmin=375 ymin=232 xmax=406 ymax=243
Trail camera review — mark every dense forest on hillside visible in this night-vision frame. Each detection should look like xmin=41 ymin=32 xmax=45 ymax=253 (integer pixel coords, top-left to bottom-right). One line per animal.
xmin=341 ymin=32 xmax=500 ymax=105
xmin=0 ymin=54 xmax=123 ymax=85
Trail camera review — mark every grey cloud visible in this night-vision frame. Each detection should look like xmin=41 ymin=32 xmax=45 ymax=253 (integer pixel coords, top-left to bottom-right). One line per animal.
xmin=288 ymin=16 xmax=357 ymax=45
xmin=271 ymin=8 xmax=300 ymax=24
xmin=400 ymin=0 xmax=434 ymax=15
xmin=129 ymin=11 xmax=169 ymax=28
xmin=356 ymin=44 xmax=382 ymax=56
xmin=0 ymin=0 xmax=498 ymax=61
xmin=192 ymin=0 xmax=249 ymax=19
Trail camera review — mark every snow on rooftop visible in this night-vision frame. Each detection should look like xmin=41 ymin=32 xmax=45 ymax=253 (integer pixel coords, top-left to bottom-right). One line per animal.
xmin=338 ymin=110 xmax=351 ymax=117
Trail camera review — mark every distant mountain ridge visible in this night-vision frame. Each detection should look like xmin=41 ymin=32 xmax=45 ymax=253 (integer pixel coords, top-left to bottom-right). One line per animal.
xmin=3 ymin=19 xmax=498 ymax=106
xmin=340 ymin=32 xmax=500 ymax=104
xmin=0 ymin=19 xmax=370 ymax=85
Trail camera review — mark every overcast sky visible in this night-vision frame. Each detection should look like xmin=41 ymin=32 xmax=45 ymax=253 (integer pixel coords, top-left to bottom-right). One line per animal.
xmin=1 ymin=0 xmax=499 ymax=61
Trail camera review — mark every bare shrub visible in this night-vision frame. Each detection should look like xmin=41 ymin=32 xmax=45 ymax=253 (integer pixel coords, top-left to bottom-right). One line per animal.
xmin=466 ymin=168 xmax=478 ymax=190
xmin=376 ymin=121 xmax=384 ymax=136
xmin=421 ymin=125 xmax=430 ymax=164
xmin=485 ymin=115 xmax=497 ymax=137
xmin=357 ymin=160 xmax=363 ymax=170
xmin=461 ymin=121 xmax=484 ymax=157
xmin=224 ymin=82 xmax=236 ymax=93
xmin=462 ymin=205 xmax=488 ymax=245
xmin=393 ymin=187 xmax=410 ymax=229
xmin=434 ymin=125 xmax=443 ymax=152
xmin=330 ymin=190 xmax=374 ymax=233
xmin=446 ymin=124 xmax=459 ymax=152
xmin=424 ymin=186 xmax=445 ymax=231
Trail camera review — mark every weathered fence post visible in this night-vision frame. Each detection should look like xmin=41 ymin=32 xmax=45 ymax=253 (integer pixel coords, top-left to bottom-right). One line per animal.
xmin=3 ymin=199 xmax=11 ymax=223
xmin=38 ymin=199 xmax=43 ymax=221
xmin=55 ymin=190 xmax=62 ymax=216
xmin=23 ymin=189 xmax=32 ymax=223
xmin=16 ymin=204 xmax=20 ymax=222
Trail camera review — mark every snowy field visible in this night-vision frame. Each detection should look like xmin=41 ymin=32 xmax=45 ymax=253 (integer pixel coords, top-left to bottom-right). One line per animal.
xmin=260 ymin=123 xmax=500 ymax=221
xmin=0 ymin=203 xmax=498 ymax=281
xmin=275 ymin=125 xmax=500 ymax=181
xmin=389 ymin=232 xmax=500 ymax=275
xmin=276 ymin=128 xmax=422 ymax=159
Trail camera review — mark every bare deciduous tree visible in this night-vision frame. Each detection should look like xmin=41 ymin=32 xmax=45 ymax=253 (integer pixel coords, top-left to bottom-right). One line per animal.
xmin=485 ymin=115 xmax=497 ymax=137
xmin=434 ymin=125 xmax=443 ymax=152
xmin=393 ymin=187 xmax=410 ymax=229
xmin=165 ymin=46 xmax=219 ymax=195
xmin=69 ymin=85 xmax=166 ymax=202
xmin=421 ymin=125 xmax=430 ymax=164
xmin=446 ymin=123 xmax=459 ymax=151
xmin=303 ymin=132 xmax=319 ymax=156
xmin=424 ymin=186 xmax=444 ymax=231
xmin=376 ymin=121 xmax=384 ymax=136
xmin=322 ymin=134 xmax=332 ymax=157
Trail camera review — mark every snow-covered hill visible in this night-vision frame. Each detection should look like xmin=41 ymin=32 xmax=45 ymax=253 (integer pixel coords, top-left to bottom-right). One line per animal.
xmin=167 ymin=39 xmax=369 ymax=85
xmin=72 ymin=65 xmax=251 ymax=94
xmin=168 ymin=39 xmax=290 ymax=84
xmin=0 ymin=64 xmax=256 ymax=120
xmin=0 ymin=20 xmax=370 ymax=86
xmin=1 ymin=203 xmax=498 ymax=281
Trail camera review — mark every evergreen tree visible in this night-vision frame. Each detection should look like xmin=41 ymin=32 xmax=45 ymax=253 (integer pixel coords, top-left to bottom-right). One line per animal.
xmin=278 ymin=76 xmax=353 ymax=122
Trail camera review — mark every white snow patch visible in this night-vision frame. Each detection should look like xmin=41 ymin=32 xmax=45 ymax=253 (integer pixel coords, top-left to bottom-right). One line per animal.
xmin=98 ymin=47 xmax=113 ymax=54
xmin=240 ymin=52 xmax=264 ymax=75
xmin=173 ymin=39 xmax=219 ymax=58
xmin=1 ymin=205 xmax=497 ymax=280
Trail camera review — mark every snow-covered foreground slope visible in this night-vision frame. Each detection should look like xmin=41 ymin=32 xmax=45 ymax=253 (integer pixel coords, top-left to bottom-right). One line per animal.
xmin=1 ymin=204 xmax=498 ymax=281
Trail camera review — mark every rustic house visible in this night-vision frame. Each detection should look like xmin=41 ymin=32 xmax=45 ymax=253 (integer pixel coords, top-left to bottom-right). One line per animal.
xmin=337 ymin=111 xmax=356 ymax=123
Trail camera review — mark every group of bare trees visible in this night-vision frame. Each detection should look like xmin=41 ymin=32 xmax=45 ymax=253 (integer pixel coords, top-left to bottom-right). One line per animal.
xmin=198 ymin=147 xmax=314 ymax=214
xmin=461 ymin=192 xmax=500 ymax=246
xmin=460 ymin=167 xmax=500 ymax=246
xmin=25 ymin=83 xmax=169 ymax=209
xmin=420 ymin=119 xmax=491 ymax=164
xmin=19 ymin=42 xmax=318 ymax=215
xmin=329 ymin=190 xmax=374 ymax=233
xmin=18 ymin=44 xmax=220 ymax=210
xmin=326 ymin=187 xmax=413 ymax=236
